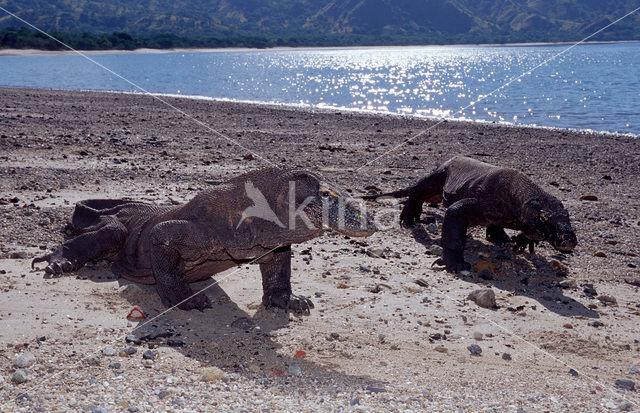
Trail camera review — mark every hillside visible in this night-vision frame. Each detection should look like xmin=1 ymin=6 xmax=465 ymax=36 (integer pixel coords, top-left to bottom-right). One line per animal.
xmin=1 ymin=0 xmax=639 ymax=47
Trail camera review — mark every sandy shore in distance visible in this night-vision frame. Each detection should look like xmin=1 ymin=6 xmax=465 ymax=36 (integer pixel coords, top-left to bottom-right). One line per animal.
xmin=0 ymin=88 xmax=639 ymax=411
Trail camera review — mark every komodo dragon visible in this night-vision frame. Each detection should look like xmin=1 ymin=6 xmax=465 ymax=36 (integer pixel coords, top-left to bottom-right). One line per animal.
xmin=33 ymin=168 xmax=376 ymax=311
xmin=364 ymin=156 xmax=577 ymax=271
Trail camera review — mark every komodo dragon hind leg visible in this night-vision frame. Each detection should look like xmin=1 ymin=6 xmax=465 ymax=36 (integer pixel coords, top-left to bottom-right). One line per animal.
xmin=260 ymin=245 xmax=314 ymax=314
xmin=32 ymin=218 xmax=127 ymax=276
xmin=434 ymin=198 xmax=479 ymax=272
xmin=486 ymin=225 xmax=512 ymax=244
xmin=150 ymin=221 xmax=212 ymax=311
xmin=512 ymin=233 xmax=539 ymax=254
xmin=400 ymin=168 xmax=446 ymax=227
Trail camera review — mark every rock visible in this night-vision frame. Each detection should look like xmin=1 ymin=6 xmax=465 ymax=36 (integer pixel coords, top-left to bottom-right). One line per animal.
xmin=359 ymin=264 xmax=371 ymax=272
xmin=619 ymin=401 xmax=633 ymax=412
xmin=85 ymin=356 xmax=101 ymax=366
xmin=593 ymin=251 xmax=607 ymax=257
xmin=366 ymin=248 xmax=386 ymax=258
xmin=591 ymin=321 xmax=604 ymax=328
xmin=615 ymin=379 xmax=635 ymax=391
xmin=108 ymin=362 xmax=121 ymax=369
xmin=474 ymin=260 xmax=496 ymax=273
xmin=365 ymin=385 xmax=387 ymax=393
xmin=467 ymin=344 xmax=482 ymax=356
xmin=123 ymin=346 xmax=137 ymax=355
xmin=142 ymin=350 xmax=156 ymax=360
xmin=326 ymin=332 xmax=340 ymax=341
xmin=501 ymin=353 xmax=512 ymax=361
xmin=597 ymin=295 xmax=617 ymax=306
xmin=558 ymin=280 xmax=577 ymax=289
xmin=434 ymin=346 xmax=448 ymax=353
xmin=426 ymin=223 xmax=438 ymax=234
xmin=427 ymin=245 xmax=443 ymax=256
xmin=166 ymin=339 xmax=184 ymax=347
xmin=350 ymin=398 xmax=360 ymax=406
xmin=118 ymin=284 xmax=146 ymax=300
xmin=9 ymin=251 xmax=28 ymax=259
xmin=157 ymin=390 xmax=171 ymax=399
xmin=288 ymin=363 xmax=302 ymax=376
xmin=12 ymin=369 xmax=28 ymax=384
xmin=580 ymin=194 xmax=598 ymax=201
xmin=140 ymin=326 xmax=173 ymax=341
xmin=12 ymin=353 xmax=35 ymax=368
xmin=467 ymin=289 xmax=496 ymax=309
xmin=582 ymin=284 xmax=597 ymax=296
xmin=459 ymin=270 xmax=471 ymax=276
xmin=102 ymin=347 xmax=117 ymax=356
xmin=230 ymin=317 xmax=253 ymax=330
xmin=568 ymin=369 xmax=578 ymax=376
xmin=549 ymin=259 xmax=567 ymax=274
xmin=472 ymin=332 xmax=483 ymax=341
xmin=125 ymin=335 xmax=142 ymax=345
xmin=201 ymin=367 xmax=224 ymax=382
xmin=628 ymin=365 xmax=639 ymax=375
xmin=127 ymin=408 xmax=139 ymax=413
xmin=91 ymin=407 xmax=108 ymax=413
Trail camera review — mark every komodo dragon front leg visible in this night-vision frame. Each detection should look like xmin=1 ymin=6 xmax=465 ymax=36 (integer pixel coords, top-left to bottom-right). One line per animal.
xmin=150 ymin=220 xmax=213 ymax=311
xmin=32 ymin=218 xmax=127 ymax=275
xmin=260 ymin=245 xmax=314 ymax=314
xmin=434 ymin=198 xmax=480 ymax=272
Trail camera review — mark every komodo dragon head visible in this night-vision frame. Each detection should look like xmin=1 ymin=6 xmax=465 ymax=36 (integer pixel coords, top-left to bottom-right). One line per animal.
xmin=521 ymin=198 xmax=577 ymax=253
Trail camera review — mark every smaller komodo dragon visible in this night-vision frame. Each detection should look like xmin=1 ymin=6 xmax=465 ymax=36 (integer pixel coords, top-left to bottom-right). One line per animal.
xmin=364 ymin=156 xmax=577 ymax=271
xmin=33 ymin=168 xmax=376 ymax=311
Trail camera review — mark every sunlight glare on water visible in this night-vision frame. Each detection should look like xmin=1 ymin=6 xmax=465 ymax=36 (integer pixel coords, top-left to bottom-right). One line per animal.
xmin=0 ymin=43 xmax=638 ymax=135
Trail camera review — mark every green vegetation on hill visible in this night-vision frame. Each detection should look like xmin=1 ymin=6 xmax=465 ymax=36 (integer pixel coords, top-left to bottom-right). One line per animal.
xmin=1 ymin=0 xmax=639 ymax=50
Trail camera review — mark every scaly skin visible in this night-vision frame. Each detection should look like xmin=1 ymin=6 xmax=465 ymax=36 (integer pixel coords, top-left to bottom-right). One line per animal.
xmin=364 ymin=156 xmax=577 ymax=272
xmin=33 ymin=168 xmax=376 ymax=312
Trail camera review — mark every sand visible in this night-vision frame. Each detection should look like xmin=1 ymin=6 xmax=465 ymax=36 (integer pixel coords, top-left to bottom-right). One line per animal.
xmin=0 ymin=87 xmax=639 ymax=412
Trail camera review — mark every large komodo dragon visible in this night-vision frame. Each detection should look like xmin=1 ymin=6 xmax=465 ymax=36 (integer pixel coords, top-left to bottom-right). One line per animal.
xmin=364 ymin=156 xmax=577 ymax=271
xmin=33 ymin=168 xmax=376 ymax=311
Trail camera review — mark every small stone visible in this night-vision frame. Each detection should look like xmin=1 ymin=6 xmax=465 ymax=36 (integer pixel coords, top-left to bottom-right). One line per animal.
xmin=125 ymin=335 xmax=142 ymax=345
xmin=142 ymin=350 xmax=156 ymax=360
xmin=549 ymin=259 xmax=567 ymax=274
xmin=428 ymin=245 xmax=443 ymax=256
xmin=12 ymin=369 xmax=28 ymax=384
xmin=580 ymin=194 xmax=598 ymax=201
xmin=123 ymin=346 xmax=137 ymax=355
xmin=558 ymin=280 xmax=577 ymax=289
xmin=102 ymin=347 xmax=117 ymax=356
xmin=591 ymin=321 xmax=604 ymax=328
xmin=597 ymin=295 xmax=617 ymax=306
xmin=426 ymin=223 xmax=438 ymax=234
xmin=91 ymin=407 xmax=108 ymax=413
xmin=108 ymin=362 xmax=121 ymax=369
xmin=230 ymin=317 xmax=253 ymax=330
xmin=166 ymin=339 xmax=184 ymax=347
xmin=247 ymin=364 xmax=261 ymax=373
xmin=359 ymin=264 xmax=371 ymax=272
xmin=459 ymin=270 xmax=471 ymax=276
xmin=12 ymin=353 xmax=35 ymax=368
xmin=127 ymin=408 xmax=139 ymax=413
xmin=628 ymin=365 xmax=639 ymax=375
xmin=619 ymin=401 xmax=633 ymax=411
xmin=365 ymin=385 xmax=387 ymax=393
xmin=501 ymin=353 xmax=512 ymax=361
xmin=568 ymin=369 xmax=578 ymax=376
xmin=366 ymin=248 xmax=385 ymax=258
xmin=327 ymin=332 xmax=340 ymax=341
xmin=563 ymin=323 xmax=573 ymax=329
xmin=157 ymin=390 xmax=171 ymax=399
xmin=288 ymin=363 xmax=302 ymax=376
xmin=85 ymin=356 xmax=101 ymax=366
xmin=434 ymin=346 xmax=448 ymax=353
xmin=582 ymin=284 xmax=597 ymax=296
xmin=202 ymin=367 xmax=224 ymax=382
xmin=593 ymin=251 xmax=607 ymax=258
xmin=350 ymin=398 xmax=360 ymax=406
xmin=615 ymin=379 xmax=635 ymax=391
xmin=9 ymin=251 xmax=28 ymax=259
xmin=472 ymin=332 xmax=483 ymax=341
xmin=467 ymin=344 xmax=482 ymax=356
xmin=467 ymin=289 xmax=496 ymax=309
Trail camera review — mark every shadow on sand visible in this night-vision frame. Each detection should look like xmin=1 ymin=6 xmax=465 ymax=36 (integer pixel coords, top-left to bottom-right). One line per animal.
xmin=409 ymin=224 xmax=599 ymax=319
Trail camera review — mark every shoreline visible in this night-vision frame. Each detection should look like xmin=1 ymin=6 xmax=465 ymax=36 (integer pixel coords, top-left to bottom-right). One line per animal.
xmin=1 ymin=39 xmax=639 ymax=57
xmin=1 ymin=87 xmax=639 ymax=411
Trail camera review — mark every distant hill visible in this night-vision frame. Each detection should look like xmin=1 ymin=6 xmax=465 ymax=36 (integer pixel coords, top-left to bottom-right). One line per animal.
xmin=1 ymin=0 xmax=639 ymax=47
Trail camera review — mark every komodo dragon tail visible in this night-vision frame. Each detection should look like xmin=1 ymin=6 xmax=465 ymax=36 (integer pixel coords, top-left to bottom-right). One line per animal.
xmin=361 ymin=188 xmax=412 ymax=200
